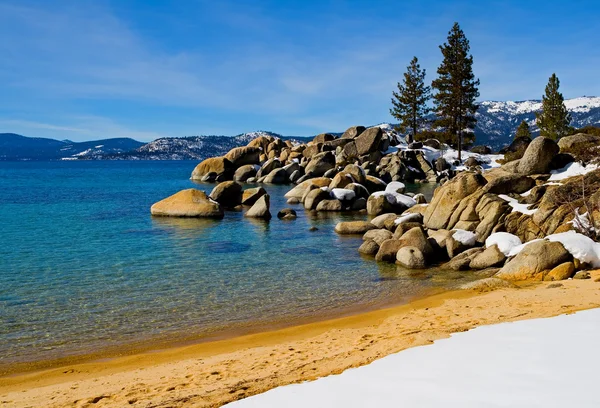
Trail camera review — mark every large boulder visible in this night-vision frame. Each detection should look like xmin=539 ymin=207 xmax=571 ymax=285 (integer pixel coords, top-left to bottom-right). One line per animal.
xmin=263 ymin=168 xmax=288 ymax=184
xmin=316 ymin=199 xmax=343 ymax=211
xmin=256 ymin=158 xmax=282 ymax=178
xmin=423 ymin=172 xmax=487 ymax=230
xmin=335 ymin=221 xmax=377 ymax=235
xmin=241 ymin=187 xmax=267 ymax=206
xmin=342 ymin=125 xmax=366 ymax=139
xmin=305 ymin=151 xmax=336 ymax=177
xmin=209 ymin=181 xmax=243 ymax=208
xmin=329 ymin=171 xmax=355 ymax=189
xmin=150 ymin=189 xmax=224 ymax=218
xmin=483 ymin=174 xmax=535 ymax=194
xmin=304 ymin=188 xmax=331 ymax=210
xmin=470 ymin=244 xmax=506 ymax=269
xmin=358 ymin=240 xmax=379 ymax=256
xmin=496 ymin=240 xmax=571 ymax=281
xmin=245 ymin=194 xmax=271 ymax=220
xmin=343 ymin=164 xmax=367 ymax=185
xmin=363 ymin=229 xmax=393 ymax=245
xmin=224 ymin=146 xmax=261 ymax=167
xmin=191 ymin=157 xmax=234 ymax=181
xmin=397 ymin=227 xmax=434 ymax=258
xmin=516 ymin=136 xmax=559 ymax=175
xmin=558 ymin=133 xmax=600 ymax=155
xmin=396 ymin=246 xmax=426 ymax=269
xmin=375 ymin=239 xmax=404 ymax=262
xmin=355 ymin=127 xmax=383 ymax=155
xmin=284 ymin=177 xmax=331 ymax=199
xmin=470 ymin=145 xmax=492 ymax=155
xmin=234 ymin=164 xmax=258 ymax=182
xmin=313 ymin=133 xmax=336 ymax=144
xmin=363 ymin=176 xmax=387 ymax=194
xmin=500 ymin=136 xmax=531 ymax=162
xmin=366 ymin=192 xmax=413 ymax=216
xmin=544 ymin=262 xmax=576 ymax=281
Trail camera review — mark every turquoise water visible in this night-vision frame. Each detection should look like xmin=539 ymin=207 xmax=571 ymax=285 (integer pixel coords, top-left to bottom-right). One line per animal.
xmin=0 ymin=161 xmax=458 ymax=368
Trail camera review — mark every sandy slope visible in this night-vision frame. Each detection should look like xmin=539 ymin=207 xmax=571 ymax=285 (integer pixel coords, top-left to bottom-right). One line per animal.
xmin=2 ymin=272 xmax=600 ymax=408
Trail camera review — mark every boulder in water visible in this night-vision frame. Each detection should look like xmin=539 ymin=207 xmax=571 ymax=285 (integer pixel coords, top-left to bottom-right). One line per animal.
xmin=151 ymin=189 xmax=224 ymax=218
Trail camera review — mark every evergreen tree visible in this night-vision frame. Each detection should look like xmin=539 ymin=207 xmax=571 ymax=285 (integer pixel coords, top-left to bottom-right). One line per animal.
xmin=515 ymin=120 xmax=531 ymax=139
xmin=432 ymin=22 xmax=480 ymax=161
xmin=535 ymin=73 xmax=571 ymax=140
xmin=390 ymin=56 xmax=431 ymax=143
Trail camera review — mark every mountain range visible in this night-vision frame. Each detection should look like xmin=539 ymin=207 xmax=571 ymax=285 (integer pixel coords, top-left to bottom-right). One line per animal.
xmin=1 ymin=96 xmax=599 ymax=161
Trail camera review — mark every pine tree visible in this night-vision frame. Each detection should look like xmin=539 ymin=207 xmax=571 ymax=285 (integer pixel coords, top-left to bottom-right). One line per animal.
xmin=432 ymin=22 xmax=480 ymax=161
xmin=535 ymin=73 xmax=571 ymax=140
xmin=515 ymin=120 xmax=531 ymax=139
xmin=390 ymin=56 xmax=431 ymax=143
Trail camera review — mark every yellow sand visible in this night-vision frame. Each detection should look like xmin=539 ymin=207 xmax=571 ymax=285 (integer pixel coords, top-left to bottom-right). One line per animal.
xmin=2 ymin=272 xmax=600 ymax=407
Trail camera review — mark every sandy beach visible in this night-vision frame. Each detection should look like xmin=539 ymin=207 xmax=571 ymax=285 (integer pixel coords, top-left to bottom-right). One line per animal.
xmin=1 ymin=271 xmax=599 ymax=407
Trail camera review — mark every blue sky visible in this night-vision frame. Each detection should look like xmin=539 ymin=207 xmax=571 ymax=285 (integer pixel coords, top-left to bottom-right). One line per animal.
xmin=1 ymin=0 xmax=599 ymax=141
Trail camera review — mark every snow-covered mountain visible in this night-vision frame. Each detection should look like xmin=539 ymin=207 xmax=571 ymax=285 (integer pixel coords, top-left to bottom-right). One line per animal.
xmin=475 ymin=96 xmax=600 ymax=150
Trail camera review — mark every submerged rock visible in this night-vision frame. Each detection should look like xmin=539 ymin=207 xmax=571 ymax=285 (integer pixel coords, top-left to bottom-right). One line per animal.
xmin=277 ymin=208 xmax=297 ymax=220
xmin=150 ymin=189 xmax=224 ymax=218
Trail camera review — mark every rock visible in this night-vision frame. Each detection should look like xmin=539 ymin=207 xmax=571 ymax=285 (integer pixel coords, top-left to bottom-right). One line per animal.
xmin=470 ymin=145 xmax=492 ymax=155
xmin=201 ymin=171 xmax=218 ymax=182
xmin=329 ymin=171 xmax=355 ymax=189
xmin=386 ymin=181 xmax=406 ymax=194
xmin=209 ymin=181 xmax=243 ymax=208
xmin=305 ymin=151 xmax=336 ymax=176
xmin=277 ymin=208 xmax=297 ymax=220
xmin=342 ymin=125 xmax=366 ymax=139
xmin=413 ymin=193 xmax=427 ymax=204
xmin=256 ymin=158 xmax=282 ymax=178
xmin=241 ymin=187 xmax=267 ymax=206
xmin=517 ymin=136 xmax=560 ymax=175
xmin=392 ymin=222 xmax=424 ymax=239
xmin=370 ymin=213 xmax=397 ymax=229
xmin=234 ymin=164 xmax=258 ymax=182
xmin=191 ymin=157 xmax=234 ymax=181
xmin=224 ymin=146 xmax=261 ymax=167
xmin=460 ymin=277 xmax=517 ymax=291
xmin=375 ymin=239 xmax=404 ymax=262
xmin=363 ymin=229 xmax=393 ymax=245
xmin=358 ymin=240 xmax=379 ymax=256
xmin=470 ymin=244 xmax=506 ymax=269
xmin=308 ymin=226 xmax=318 ymax=232
xmin=423 ymin=172 xmax=487 ymax=230
xmin=304 ymin=188 xmax=331 ymax=210
xmin=427 ymin=229 xmax=453 ymax=250
xmin=287 ymin=197 xmax=300 ymax=205
xmin=351 ymin=197 xmax=367 ymax=210
xmin=483 ymin=174 xmax=535 ymax=194
xmin=464 ymin=157 xmax=481 ymax=167
xmin=496 ymin=240 xmax=571 ymax=281
xmin=282 ymin=162 xmax=302 ymax=178
xmin=345 ymin=183 xmax=370 ymax=200
xmin=396 ymin=246 xmax=426 ymax=269
xmin=499 ymin=136 xmax=531 ymax=162
xmin=364 ymin=175 xmax=387 ymax=194
xmin=284 ymin=177 xmax=332 ymax=199
xmin=558 ymin=133 xmax=600 ymax=154
xmin=546 ymin=283 xmax=564 ymax=289
xmin=574 ymin=271 xmax=591 ymax=279
xmin=245 ymin=194 xmax=271 ymax=220
xmin=434 ymin=158 xmax=451 ymax=173
xmin=408 ymin=141 xmax=423 ymax=149
xmin=355 ymin=127 xmax=383 ymax=155
xmin=289 ymin=169 xmax=302 ymax=184
xmin=313 ymin=133 xmax=336 ymax=144
xmin=544 ymin=262 xmax=576 ymax=281
xmin=316 ymin=199 xmax=343 ymax=211
xmin=343 ymin=164 xmax=367 ymax=185
xmin=335 ymin=221 xmax=377 ymax=235
xmin=443 ymin=248 xmax=484 ymax=271
xmin=396 ymin=227 xmax=434 ymax=258
xmin=150 ymin=189 xmax=224 ymax=218
xmin=302 ymin=144 xmax=322 ymax=159
xmin=263 ymin=168 xmax=288 ymax=184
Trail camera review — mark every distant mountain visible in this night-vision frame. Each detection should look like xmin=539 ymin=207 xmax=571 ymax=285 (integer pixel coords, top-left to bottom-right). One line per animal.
xmin=0 ymin=133 xmax=144 ymax=161
xmin=2 ymin=96 xmax=599 ymax=160
xmin=474 ymin=96 xmax=600 ymax=150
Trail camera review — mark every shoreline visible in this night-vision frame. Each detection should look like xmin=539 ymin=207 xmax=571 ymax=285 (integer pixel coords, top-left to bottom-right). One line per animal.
xmin=2 ymin=272 xmax=600 ymax=407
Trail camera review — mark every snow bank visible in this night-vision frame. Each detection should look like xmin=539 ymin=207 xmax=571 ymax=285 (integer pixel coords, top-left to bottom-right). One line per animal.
xmin=547 ymin=230 xmax=600 ymax=268
xmin=370 ymin=191 xmax=417 ymax=208
xmin=485 ymin=232 xmax=522 ymax=256
xmin=385 ymin=181 xmax=405 ymax=194
xmin=549 ymin=162 xmax=599 ymax=181
xmin=228 ymin=309 xmax=600 ymax=408
xmin=330 ymin=188 xmax=355 ymax=201
xmin=394 ymin=213 xmax=422 ymax=225
xmin=499 ymin=194 xmax=538 ymax=215
xmin=452 ymin=229 xmax=477 ymax=246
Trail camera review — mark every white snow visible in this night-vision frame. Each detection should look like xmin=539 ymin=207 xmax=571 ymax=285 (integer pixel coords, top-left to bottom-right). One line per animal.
xmin=384 ymin=181 xmax=405 ymax=194
xmin=452 ymin=229 xmax=477 ymax=246
xmin=569 ymin=208 xmax=600 ymax=236
xmin=228 ymin=308 xmax=600 ymax=408
xmin=485 ymin=232 xmax=522 ymax=256
xmin=499 ymin=194 xmax=538 ymax=215
xmin=94 ymin=144 xmax=104 ymax=148
xmin=394 ymin=213 xmax=422 ymax=225
xmin=370 ymin=191 xmax=417 ymax=208
xmin=549 ymin=162 xmax=599 ymax=181
xmin=546 ymin=230 xmax=600 ymax=268
xmin=330 ymin=188 xmax=356 ymax=201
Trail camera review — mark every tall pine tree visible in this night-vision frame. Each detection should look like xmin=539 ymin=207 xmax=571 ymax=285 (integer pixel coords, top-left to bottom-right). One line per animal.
xmin=515 ymin=120 xmax=531 ymax=139
xmin=390 ymin=56 xmax=431 ymax=143
xmin=432 ymin=22 xmax=480 ymax=161
xmin=535 ymin=73 xmax=571 ymax=140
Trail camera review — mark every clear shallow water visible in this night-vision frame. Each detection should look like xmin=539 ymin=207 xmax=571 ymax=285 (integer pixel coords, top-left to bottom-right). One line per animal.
xmin=0 ymin=161 xmax=463 ymax=368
